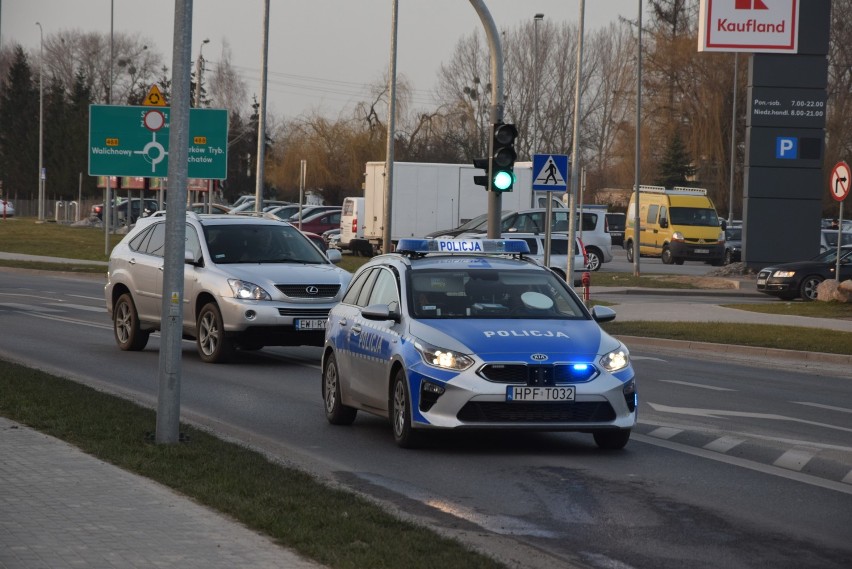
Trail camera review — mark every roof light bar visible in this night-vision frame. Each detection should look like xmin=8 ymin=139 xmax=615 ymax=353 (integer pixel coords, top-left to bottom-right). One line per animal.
xmin=396 ymin=238 xmax=530 ymax=255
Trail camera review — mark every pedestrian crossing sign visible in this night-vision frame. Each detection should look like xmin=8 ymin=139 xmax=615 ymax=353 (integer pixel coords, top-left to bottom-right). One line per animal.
xmin=532 ymin=154 xmax=569 ymax=191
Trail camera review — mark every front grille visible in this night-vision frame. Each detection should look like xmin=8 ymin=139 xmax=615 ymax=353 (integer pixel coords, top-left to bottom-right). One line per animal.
xmin=479 ymin=364 xmax=598 ymax=384
xmin=758 ymin=270 xmax=771 ymax=279
xmin=457 ymin=401 xmax=616 ymax=423
xmin=275 ymin=284 xmax=340 ymax=298
xmin=277 ymin=308 xmax=330 ymax=318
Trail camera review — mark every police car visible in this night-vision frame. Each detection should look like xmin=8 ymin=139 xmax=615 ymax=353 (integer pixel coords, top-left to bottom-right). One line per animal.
xmin=321 ymin=238 xmax=636 ymax=449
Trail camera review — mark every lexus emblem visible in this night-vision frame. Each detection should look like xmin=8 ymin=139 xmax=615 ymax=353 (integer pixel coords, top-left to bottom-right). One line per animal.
xmin=531 ymin=353 xmax=548 ymax=361
xmin=306 ymin=285 xmax=319 ymax=295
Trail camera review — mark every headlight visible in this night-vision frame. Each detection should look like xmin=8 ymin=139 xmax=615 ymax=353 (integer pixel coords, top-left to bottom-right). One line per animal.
xmin=227 ymin=279 xmax=271 ymax=300
xmin=600 ymin=345 xmax=630 ymax=372
xmin=671 ymin=231 xmax=684 ymax=241
xmin=772 ymin=270 xmax=796 ymax=278
xmin=718 ymin=231 xmax=725 ymax=242
xmin=414 ymin=340 xmax=474 ymax=371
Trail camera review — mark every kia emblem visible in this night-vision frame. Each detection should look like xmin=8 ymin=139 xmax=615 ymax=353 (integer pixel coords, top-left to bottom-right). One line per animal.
xmin=306 ymin=286 xmax=319 ymax=295
xmin=531 ymin=353 xmax=548 ymax=361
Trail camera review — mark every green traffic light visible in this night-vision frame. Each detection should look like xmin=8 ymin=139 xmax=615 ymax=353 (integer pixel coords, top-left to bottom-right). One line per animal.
xmin=493 ymin=170 xmax=515 ymax=191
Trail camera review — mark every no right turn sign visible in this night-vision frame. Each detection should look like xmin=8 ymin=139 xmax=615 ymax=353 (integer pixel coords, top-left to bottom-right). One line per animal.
xmin=830 ymin=161 xmax=850 ymax=202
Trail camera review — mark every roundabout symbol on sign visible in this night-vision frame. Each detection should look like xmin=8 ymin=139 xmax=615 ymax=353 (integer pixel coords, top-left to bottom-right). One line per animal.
xmin=134 ymin=110 xmax=168 ymax=172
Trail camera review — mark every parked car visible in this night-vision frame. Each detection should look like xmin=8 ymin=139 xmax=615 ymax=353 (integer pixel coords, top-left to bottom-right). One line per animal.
xmin=92 ymin=198 xmax=160 ymax=223
xmin=321 ymin=237 xmax=635 ymax=449
xmin=0 ymin=198 xmax=14 ymax=217
xmin=724 ymin=226 xmax=742 ymax=265
xmin=425 ymin=211 xmax=509 ymax=239
xmin=301 ymin=230 xmax=328 ymax=252
xmin=457 ymin=208 xmax=613 ymax=271
xmin=105 ymin=213 xmax=352 ymax=363
xmin=289 ymin=208 xmax=342 ymax=235
xmin=605 ymin=213 xmax=626 ymax=247
xmin=819 ymin=229 xmax=852 ymax=253
xmin=473 ymin=232 xmax=588 ymax=285
xmin=189 ymin=202 xmax=231 ymax=215
xmin=268 ymin=204 xmax=338 ymax=221
xmin=229 ymin=199 xmax=291 ymax=214
xmin=756 ymin=245 xmax=852 ymax=301
xmin=323 ymin=228 xmax=341 ymax=249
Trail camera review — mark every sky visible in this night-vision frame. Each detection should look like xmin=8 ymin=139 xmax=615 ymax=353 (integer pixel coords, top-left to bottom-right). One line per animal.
xmin=1 ymin=0 xmax=641 ymax=119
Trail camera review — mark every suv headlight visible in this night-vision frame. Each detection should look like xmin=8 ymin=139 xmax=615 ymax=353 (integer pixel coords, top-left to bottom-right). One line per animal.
xmin=414 ymin=340 xmax=474 ymax=371
xmin=600 ymin=345 xmax=630 ymax=372
xmin=228 ymin=279 xmax=271 ymax=300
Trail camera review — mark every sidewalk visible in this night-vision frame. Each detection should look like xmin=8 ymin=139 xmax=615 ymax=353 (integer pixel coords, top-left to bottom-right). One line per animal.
xmin=0 ymin=417 xmax=325 ymax=569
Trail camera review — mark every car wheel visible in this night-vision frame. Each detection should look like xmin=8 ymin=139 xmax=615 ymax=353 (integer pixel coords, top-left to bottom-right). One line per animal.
xmin=625 ymin=242 xmax=634 ymax=263
xmin=661 ymin=247 xmax=674 ymax=264
xmin=323 ymin=353 xmax=357 ymax=425
xmin=674 ymin=258 xmax=685 ymax=265
xmin=113 ymin=293 xmax=149 ymax=351
xmin=391 ymin=368 xmax=420 ymax=448
xmin=585 ymin=248 xmax=602 ymax=271
xmin=593 ymin=429 xmax=631 ymax=450
xmin=196 ymin=303 xmax=234 ymax=363
xmin=799 ymin=275 xmax=823 ymax=301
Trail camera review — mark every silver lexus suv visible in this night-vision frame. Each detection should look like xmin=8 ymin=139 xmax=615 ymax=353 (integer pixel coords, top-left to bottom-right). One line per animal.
xmin=105 ymin=213 xmax=352 ymax=363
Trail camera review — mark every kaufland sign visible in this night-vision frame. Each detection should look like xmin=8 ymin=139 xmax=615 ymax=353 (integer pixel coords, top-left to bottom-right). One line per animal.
xmin=698 ymin=0 xmax=799 ymax=53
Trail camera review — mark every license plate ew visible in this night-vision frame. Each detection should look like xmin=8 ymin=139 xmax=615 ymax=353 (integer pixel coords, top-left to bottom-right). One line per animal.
xmin=295 ymin=318 xmax=326 ymax=331
xmin=507 ymin=386 xmax=575 ymax=402
xmin=694 ymin=248 xmax=709 ymax=254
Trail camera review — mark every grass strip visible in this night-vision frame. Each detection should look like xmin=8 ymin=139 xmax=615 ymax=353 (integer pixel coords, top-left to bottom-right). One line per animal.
xmin=601 ymin=321 xmax=852 ymax=355
xmin=0 ymin=360 xmax=506 ymax=569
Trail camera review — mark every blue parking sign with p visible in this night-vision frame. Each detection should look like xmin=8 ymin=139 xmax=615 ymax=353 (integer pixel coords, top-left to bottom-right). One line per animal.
xmin=776 ymin=136 xmax=798 ymax=159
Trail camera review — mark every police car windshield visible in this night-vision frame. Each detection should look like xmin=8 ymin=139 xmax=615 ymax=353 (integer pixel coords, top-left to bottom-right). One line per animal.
xmin=409 ymin=268 xmax=587 ymax=319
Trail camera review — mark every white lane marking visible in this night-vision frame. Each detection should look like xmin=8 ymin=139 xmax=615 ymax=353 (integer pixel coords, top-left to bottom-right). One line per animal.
xmin=629 ymin=355 xmax=668 ymax=362
xmin=28 ymin=311 xmax=112 ymax=330
xmin=0 ymin=302 xmax=62 ymax=313
xmin=660 ymin=379 xmax=736 ymax=391
xmin=69 ymin=294 xmax=105 ymax=302
xmin=843 ymin=471 xmax=852 ymax=485
xmin=46 ymin=302 xmax=106 ymax=313
xmin=773 ymin=447 xmax=818 ymax=472
xmin=633 ymin=434 xmax=852 ymax=495
xmin=704 ymin=436 xmax=746 ymax=453
xmin=647 ymin=427 xmax=682 ymax=440
xmin=793 ymin=401 xmax=852 ymax=415
xmin=647 ymin=403 xmax=852 ymax=434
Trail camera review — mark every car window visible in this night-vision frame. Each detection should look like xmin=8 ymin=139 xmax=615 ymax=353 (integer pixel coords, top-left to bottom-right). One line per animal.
xmin=356 ymin=269 xmax=380 ymax=307
xmin=142 ymin=223 xmax=166 ymax=256
xmin=658 ymin=207 xmax=668 ymax=226
xmin=128 ymin=225 xmax=154 ymax=252
xmin=646 ymin=204 xmax=659 ymax=224
xmin=342 ymin=269 xmax=373 ymax=304
xmin=409 ymin=267 xmax=586 ymax=320
xmin=670 ymin=207 xmax=719 ymax=227
xmin=186 ymin=224 xmax=202 ymax=260
xmin=368 ymin=269 xmax=399 ymax=307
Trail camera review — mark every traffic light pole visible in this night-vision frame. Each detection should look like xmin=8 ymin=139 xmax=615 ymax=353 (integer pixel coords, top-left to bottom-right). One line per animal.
xmin=467 ymin=0 xmax=504 ymax=239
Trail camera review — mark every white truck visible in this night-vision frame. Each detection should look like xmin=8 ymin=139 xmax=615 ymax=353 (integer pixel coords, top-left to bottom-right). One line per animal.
xmin=360 ymin=161 xmax=564 ymax=253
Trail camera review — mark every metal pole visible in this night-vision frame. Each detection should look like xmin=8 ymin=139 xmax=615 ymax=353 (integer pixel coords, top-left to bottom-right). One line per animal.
xmin=533 ymin=14 xmax=543 ymax=160
xmin=381 ymin=0 xmax=399 ymax=254
xmin=299 ymin=159 xmax=306 ymax=230
xmin=254 ymin=0 xmax=270 ymax=213
xmin=105 ymin=0 xmax=113 ymax=251
xmin=155 ymin=0 xmax=193 ymax=445
xmin=467 ymin=0 xmax=505 ymax=238
xmin=837 ymin=200 xmax=845 ymax=282
xmin=36 ymin=22 xmax=44 ymax=222
xmin=727 ymin=53 xmax=738 ymax=226
xmin=632 ymin=0 xmax=643 ymax=277
xmin=566 ymin=0 xmax=585 ymax=288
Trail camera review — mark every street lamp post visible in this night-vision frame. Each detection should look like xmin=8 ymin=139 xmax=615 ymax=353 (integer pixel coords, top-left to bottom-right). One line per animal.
xmin=194 ymin=38 xmax=210 ymax=107
xmin=36 ymin=22 xmax=44 ymax=222
xmin=533 ymin=13 xmax=543 ymax=159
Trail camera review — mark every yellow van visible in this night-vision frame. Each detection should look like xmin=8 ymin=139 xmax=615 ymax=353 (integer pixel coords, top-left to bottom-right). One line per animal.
xmin=623 ymin=186 xmax=725 ymax=266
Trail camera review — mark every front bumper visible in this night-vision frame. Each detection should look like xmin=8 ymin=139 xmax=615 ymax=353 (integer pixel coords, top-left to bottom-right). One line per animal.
xmin=669 ymin=241 xmax=724 ymax=261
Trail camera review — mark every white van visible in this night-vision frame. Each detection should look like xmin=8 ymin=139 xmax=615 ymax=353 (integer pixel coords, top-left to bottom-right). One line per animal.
xmin=339 ymin=197 xmax=370 ymax=256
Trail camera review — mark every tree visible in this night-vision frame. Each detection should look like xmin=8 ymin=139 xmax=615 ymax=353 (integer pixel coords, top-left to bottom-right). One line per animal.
xmin=0 ymin=46 xmax=39 ymax=201
xmin=655 ymin=131 xmax=695 ymax=187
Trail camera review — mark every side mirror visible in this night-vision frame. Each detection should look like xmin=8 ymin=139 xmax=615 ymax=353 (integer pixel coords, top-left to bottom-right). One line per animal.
xmin=184 ymin=249 xmax=201 ymax=266
xmin=590 ymin=305 xmax=616 ymax=323
xmin=659 ymin=219 xmax=669 ymax=229
xmin=720 ymin=219 xmax=728 ymax=231
xmin=362 ymin=303 xmax=401 ymax=323
xmin=326 ymin=249 xmax=343 ymax=264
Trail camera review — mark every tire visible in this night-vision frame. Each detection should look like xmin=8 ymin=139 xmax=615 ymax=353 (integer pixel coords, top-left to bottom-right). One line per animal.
xmin=196 ymin=303 xmax=234 ymax=363
xmin=674 ymin=258 xmax=685 ymax=265
xmin=724 ymin=250 xmax=733 ymax=265
xmin=799 ymin=275 xmax=823 ymax=301
xmin=391 ymin=368 xmax=420 ymax=448
xmin=585 ymin=248 xmax=602 ymax=271
xmin=625 ymin=242 xmax=634 ymax=263
xmin=593 ymin=429 xmax=631 ymax=450
xmin=113 ymin=293 xmax=149 ymax=351
xmin=323 ymin=353 xmax=357 ymax=425
xmin=661 ymin=247 xmax=674 ymax=265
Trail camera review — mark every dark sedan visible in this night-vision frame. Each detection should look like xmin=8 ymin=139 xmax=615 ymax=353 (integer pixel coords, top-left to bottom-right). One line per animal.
xmin=724 ymin=226 xmax=742 ymax=265
xmin=756 ymin=245 xmax=852 ymax=301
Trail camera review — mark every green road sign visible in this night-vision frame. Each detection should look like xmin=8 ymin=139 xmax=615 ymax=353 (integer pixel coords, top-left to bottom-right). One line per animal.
xmin=88 ymin=105 xmax=228 ymax=179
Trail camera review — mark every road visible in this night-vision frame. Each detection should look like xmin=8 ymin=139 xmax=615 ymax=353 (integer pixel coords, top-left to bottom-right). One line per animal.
xmin=1 ymin=268 xmax=851 ymax=569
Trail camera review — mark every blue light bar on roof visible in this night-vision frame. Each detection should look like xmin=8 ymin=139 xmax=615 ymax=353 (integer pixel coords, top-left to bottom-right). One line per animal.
xmin=396 ymin=238 xmax=530 ymax=255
